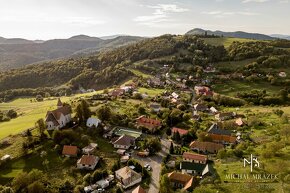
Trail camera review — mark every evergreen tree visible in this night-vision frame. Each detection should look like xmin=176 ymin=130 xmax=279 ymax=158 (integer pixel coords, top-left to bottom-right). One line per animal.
xmin=169 ymin=142 xmax=174 ymax=154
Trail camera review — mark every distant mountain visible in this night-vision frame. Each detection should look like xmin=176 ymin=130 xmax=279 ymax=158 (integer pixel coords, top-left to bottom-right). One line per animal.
xmin=99 ymin=34 xmax=128 ymax=40
xmin=0 ymin=35 xmax=144 ymax=71
xmin=270 ymin=34 xmax=290 ymax=40
xmin=0 ymin=37 xmax=35 ymax=44
xmin=186 ymin=28 xmax=276 ymax=40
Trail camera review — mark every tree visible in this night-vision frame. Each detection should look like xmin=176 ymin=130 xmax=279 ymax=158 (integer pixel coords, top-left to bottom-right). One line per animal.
xmin=27 ymin=181 xmax=45 ymax=193
xmin=160 ymin=175 xmax=174 ymax=193
xmin=279 ymin=89 xmax=288 ymax=102
xmin=169 ymin=142 xmax=174 ymax=154
xmin=142 ymin=138 xmax=161 ymax=155
xmin=35 ymin=95 xmax=43 ymax=102
xmin=75 ymin=99 xmax=91 ymax=123
xmin=35 ymin=118 xmax=46 ymax=136
xmin=97 ymin=106 xmax=112 ymax=121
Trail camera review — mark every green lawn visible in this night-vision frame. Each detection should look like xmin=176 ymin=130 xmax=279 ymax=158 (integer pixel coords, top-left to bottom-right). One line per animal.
xmin=130 ymin=69 xmax=152 ymax=78
xmin=138 ymin=87 xmax=165 ymax=96
xmin=213 ymin=80 xmax=284 ymax=97
xmin=0 ymin=92 xmax=98 ymax=140
xmin=201 ymin=37 xmax=260 ymax=48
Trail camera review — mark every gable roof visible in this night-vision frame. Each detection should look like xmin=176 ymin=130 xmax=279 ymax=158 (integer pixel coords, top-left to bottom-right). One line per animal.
xmin=208 ymin=123 xmax=232 ymax=136
xmin=189 ymin=141 xmax=224 ymax=153
xmin=45 ymin=105 xmax=72 ymax=122
xmin=62 ymin=145 xmax=78 ymax=156
xmin=207 ymin=133 xmax=237 ymax=143
xmin=132 ymin=185 xmax=146 ymax=193
xmin=167 ymin=172 xmax=194 ymax=190
xmin=182 ymin=152 xmax=207 ymax=162
xmin=78 ymin=155 xmax=99 ymax=165
xmin=113 ymin=135 xmax=135 ymax=147
xmin=171 ymin=127 xmax=189 ymax=136
xmin=115 ymin=166 xmax=142 ymax=186
xmin=136 ymin=116 xmax=161 ymax=130
xmin=194 ymin=104 xmax=208 ymax=111
xmin=235 ymin=118 xmax=246 ymax=126
xmin=180 ymin=161 xmax=207 ymax=173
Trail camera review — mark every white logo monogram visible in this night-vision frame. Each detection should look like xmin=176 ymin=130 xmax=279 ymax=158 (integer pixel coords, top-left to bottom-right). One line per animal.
xmin=243 ymin=154 xmax=260 ymax=172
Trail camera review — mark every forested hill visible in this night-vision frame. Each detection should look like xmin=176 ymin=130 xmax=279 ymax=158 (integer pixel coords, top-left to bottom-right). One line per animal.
xmin=0 ymin=35 xmax=226 ymax=95
xmin=0 ymin=35 xmax=144 ymax=71
xmin=0 ymin=34 xmax=289 ymax=101
xmin=186 ymin=28 xmax=275 ymax=40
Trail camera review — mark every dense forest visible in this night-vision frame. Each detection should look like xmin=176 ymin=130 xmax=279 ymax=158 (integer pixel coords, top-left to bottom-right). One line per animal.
xmin=0 ymin=35 xmax=289 ymax=102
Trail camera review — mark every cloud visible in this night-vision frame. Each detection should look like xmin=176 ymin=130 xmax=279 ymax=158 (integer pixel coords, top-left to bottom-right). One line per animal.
xmin=242 ymin=0 xmax=269 ymax=3
xmin=134 ymin=4 xmax=188 ymax=25
xmin=279 ymin=0 xmax=289 ymax=3
xmin=202 ymin=10 xmax=259 ymax=18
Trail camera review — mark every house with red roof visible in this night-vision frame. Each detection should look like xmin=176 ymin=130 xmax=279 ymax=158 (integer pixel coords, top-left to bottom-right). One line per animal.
xmin=194 ymin=86 xmax=213 ymax=97
xmin=77 ymin=155 xmax=99 ymax=170
xmin=45 ymin=98 xmax=72 ymax=130
xmin=136 ymin=116 xmax=161 ymax=132
xmin=62 ymin=145 xmax=78 ymax=157
xmin=207 ymin=133 xmax=237 ymax=144
xmin=171 ymin=127 xmax=189 ymax=136
xmin=189 ymin=141 xmax=224 ymax=154
xmin=167 ymin=172 xmax=196 ymax=191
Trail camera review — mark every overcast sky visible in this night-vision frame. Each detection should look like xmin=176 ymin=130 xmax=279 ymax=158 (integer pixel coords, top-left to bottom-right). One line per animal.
xmin=0 ymin=0 xmax=289 ymax=40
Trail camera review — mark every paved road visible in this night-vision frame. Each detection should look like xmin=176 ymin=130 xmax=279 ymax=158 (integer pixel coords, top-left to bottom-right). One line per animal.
xmin=130 ymin=137 xmax=170 ymax=193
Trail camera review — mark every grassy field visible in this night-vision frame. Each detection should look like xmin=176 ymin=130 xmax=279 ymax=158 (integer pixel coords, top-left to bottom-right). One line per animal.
xmin=213 ymin=80 xmax=284 ymax=97
xmin=130 ymin=69 xmax=152 ymax=78
xmin=201 ymin=37 xmax=259 ymax=48
xmin=0 ymin=92 xmax=98 ymax=140
xmin=138 ymin=87 xmax=165 ymax=96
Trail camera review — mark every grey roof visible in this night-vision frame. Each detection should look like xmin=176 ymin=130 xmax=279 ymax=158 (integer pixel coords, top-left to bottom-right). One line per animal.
xmin=180 ymin=161 xmax=207 ymax=173
xmin=208 ymin=123 xmax=232 ymax=136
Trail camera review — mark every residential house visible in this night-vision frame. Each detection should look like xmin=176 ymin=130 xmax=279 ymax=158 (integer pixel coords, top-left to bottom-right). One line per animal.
xmin=147 ymin=77 xmax=164 ymax=88
xmin=120 ymin=155 xmax=130 ymax=163
xmin=136 ymin=116 xmax=161 ymax=132
xmin=194 ymin=86 xmax=213 ymax=97
xmin=182 ymin=152 xmax=208 ymax=164
xmin=112 ymin=135 xmax=135 ymax=149
xmin=96 ymin=179 xmax=110 ymax=189
xmin=62 ymin=145 xmax=78 ymax=157
xmin=215 ymin=112 xmax=236 ymax=121
xmin=82 ymin=143 xmax=98 ymax=154
xmin=279 ymin=71 xmax=287 ymax=78
xmin=110 ymin=89 xmax=125 ymax=97
xmin=209 ymin=107 xmax=218 ymax=114
xmin=167 ymin=172 xmax=195 ymax=191
xmin=132 ymin=185 xmax=146 ymax=193
xmin=45 ymin=98 xmax=72 ymax=130
xmin=120 ymin=86 xmax=133 ymax=93
xmin=171 ymin=127 xmax=189 ymax=136
xmin=180 ymin=162 xmax=211 ymax=177
xmin=207 ymin=133 xmax=237 ymax=144
xmin=189 ymin=141 xmax=224 ymax=154
xmin=115 ymin=166 xmax=142 ymax=189
xmin=86 ymin=117 xmax=101 ymax=128
xmin=0 ymin=154 xmax=11 ymax=161
xmin=77 ymin=155 xmax=99 ymax=170
xmin=150 ymin=103 xmax=161 ymax=112
xmin=193 ymin=104 xmax=208 ymax=112
xmin=235 ymin=118 xmax=246 ymax=126
xmin=208 ymin=123 xmax=232 ymax=136
xmin=171 ymin=92 xmax=179 ymax=99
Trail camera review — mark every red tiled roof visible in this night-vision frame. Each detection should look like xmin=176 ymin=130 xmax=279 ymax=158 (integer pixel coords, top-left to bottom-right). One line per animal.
xmin=78 ymin=155 xmax=98 ymax=165
xmin=62 ymin=145 xmax=78 ymax=156
xmin=208 ymin=133 xmax=236 ymax=143
xmin=171 ymin=127 xmax=189 ymax=136
xmin=167 ymin=172 xmax=194 ymax=190
xmin=189 ymin=141 xmax=224 ymax=153
xmin=182 ymin=152 xmax=207 ymax=162
xmin=137 ymin=116 xmax=161 ymax=130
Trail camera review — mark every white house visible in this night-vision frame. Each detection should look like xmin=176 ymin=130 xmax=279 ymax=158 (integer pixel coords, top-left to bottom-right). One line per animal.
xmin=82 ymin=143 xmax=98 ymax=154
xmin=96 ymin=179 xmax=110 ymax=189
xmin=115 ymin=166 xmax=142 ymax=189
xmin=77 ymin=155 xmax=99 ymax=170
xmin=45 ymin=98 xmax=72 ymax=130
xmin=86 ymin=117 xmax=101 ymax=128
